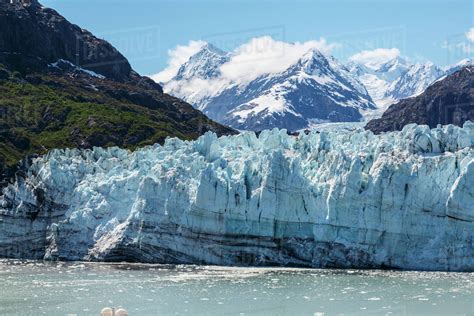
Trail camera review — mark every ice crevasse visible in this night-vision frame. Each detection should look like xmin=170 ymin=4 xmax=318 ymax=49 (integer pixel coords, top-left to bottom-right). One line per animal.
xmin=0 ymin=122 xmax=473 ymax=271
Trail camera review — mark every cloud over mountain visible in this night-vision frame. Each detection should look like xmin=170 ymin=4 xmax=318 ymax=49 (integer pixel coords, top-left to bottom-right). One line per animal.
xmin=349 ymin=48 xmax=401 ymax=69
xmin=152 ymin=40 xmax=206 ymax=83
xmin=153 ymin=36 xmax=339 ymax=84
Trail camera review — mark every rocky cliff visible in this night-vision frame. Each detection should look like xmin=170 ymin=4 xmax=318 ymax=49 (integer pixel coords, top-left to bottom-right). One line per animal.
xmin=1 ymin=0 xmax=138 ymax=84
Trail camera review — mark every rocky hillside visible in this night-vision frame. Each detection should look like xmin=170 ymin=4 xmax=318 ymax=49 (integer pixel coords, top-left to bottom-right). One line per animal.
xmin=365 ymin=66 xmax=474 ymax=134
xmin=0 ymin=0 xmax=235 ymax=185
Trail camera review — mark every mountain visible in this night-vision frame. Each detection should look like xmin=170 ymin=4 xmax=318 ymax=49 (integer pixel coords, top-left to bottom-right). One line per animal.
xmin=173 ymin=44 xmax=230 ymax=81
xmin=1 ymin=0 xmax=142 ymax=85
xmin=384 ymin=62 xmax=445 ymax=100
xmin=165 ymin=46 xmax=376 ymax=131
xmin=348 ymin=57 xmax=446 ymax=112
xmin=164 ymin=43 xmax=231 ymax=112
xmin=444 ymin=58 xmax=473 ymax=75
xmin=1 ymin=124 xmax=473 ymax=271
xmin=365 ymin=66 xmax=474 ymax=134
xmin=0 ymin=0 xmax=235 ymax=185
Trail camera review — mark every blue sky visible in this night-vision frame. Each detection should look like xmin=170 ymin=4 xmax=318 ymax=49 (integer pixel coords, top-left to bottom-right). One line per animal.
xmin=42 ymin=0 xmax=473 ymax=76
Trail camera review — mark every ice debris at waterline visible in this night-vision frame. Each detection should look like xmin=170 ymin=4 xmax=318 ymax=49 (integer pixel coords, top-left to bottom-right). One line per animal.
xmin=0 ymin=123 xmax=473 ymax=271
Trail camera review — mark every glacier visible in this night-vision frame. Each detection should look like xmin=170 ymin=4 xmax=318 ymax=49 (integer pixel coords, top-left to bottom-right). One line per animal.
xmin=0 ymin=123 xmax=473 ymax=271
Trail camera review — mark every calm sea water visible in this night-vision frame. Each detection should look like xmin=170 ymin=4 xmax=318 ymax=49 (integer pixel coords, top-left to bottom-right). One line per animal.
xmin=0 ymin=260 xmax=472 ymax=316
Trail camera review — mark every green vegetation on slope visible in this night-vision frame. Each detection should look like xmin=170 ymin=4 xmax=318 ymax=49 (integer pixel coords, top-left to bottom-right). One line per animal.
xmin=0 ymin=67 xmax=234 ymax=182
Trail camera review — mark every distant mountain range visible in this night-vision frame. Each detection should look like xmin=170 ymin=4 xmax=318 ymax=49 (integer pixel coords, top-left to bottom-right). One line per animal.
xmin=366 ymin=65 xmax=474 ymax=134
xmin=348 ymin=57 xmax=472 ymax=114
xmin=162 ymin=43 xmax=472 ymax=131
xmin=165 ymin=44 xmax=376 ymax=131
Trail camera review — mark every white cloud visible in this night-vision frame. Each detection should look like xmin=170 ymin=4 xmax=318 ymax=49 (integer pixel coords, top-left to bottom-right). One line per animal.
xmin=152 ymin=36 xmax=340 ymax=85
xmin=349 ymin=48 xmax=400 ymax=68
xmin=165 ymin=77 xmax=231 ymax=110
xmin=219 ymin=36 xmax=339 ymax=82
xmin=466 ymin=28 xmax=474 ymax=42
xmin=151 ymin=40 xmax=206 ymax=83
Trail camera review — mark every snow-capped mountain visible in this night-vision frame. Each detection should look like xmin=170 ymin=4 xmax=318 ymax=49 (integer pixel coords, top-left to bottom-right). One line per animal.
xmin=346 ymin=57 xmax=406 ymax=109
xmin=162 ymin=42 xmax=470 ymax=129
xmin=348 ymin=57 xmax=446 ymax=111
xmin=385 ymin=61 xmax=445 ymax=100
xmin=366 ymin=65 xmax=474 ymax=134
xmin=174 ymin=44 xmax=230 ymax=81
xmin=444 ymin=58 xmax=472 ymax=75
xmin=165 ymin=45 xmax=376 ymax=131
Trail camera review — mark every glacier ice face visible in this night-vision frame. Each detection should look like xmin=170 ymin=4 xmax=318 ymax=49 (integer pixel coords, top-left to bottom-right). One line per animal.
xmin=0 ymin=122 xmax=473 ymax=271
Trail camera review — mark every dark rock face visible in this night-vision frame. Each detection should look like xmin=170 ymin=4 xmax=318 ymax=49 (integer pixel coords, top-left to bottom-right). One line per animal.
xmin=0 ymin=0 xmax=132 ymax=81
xmin=0 ymin=0 xmax=164 ymax=93
xmin=366 ymin=66 xmax=474 ymax=134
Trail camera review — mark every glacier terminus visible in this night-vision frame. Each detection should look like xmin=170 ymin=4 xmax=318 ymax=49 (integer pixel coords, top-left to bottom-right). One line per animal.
xmin=0 ymin=123 xmax=473 ymax=271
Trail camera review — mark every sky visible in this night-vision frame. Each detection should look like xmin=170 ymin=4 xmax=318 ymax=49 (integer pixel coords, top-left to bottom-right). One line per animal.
xmin=41 ymin=0 xmax=473 ymax=77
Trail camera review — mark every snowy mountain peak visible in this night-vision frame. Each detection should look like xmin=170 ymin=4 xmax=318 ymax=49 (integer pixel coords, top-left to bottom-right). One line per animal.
xmin=164 ymin=38 xmax=470 ymax=131
xmin=456 ymin=58 xmax=472 ymax=67
xmin=444 ymin=58 xmax=473 ymax=75
xmin=173 ymin=43 xmax=230 ymax=81
xmin=354 ymin=55 xmax=411 ymax=78
xmin=165 ymin=44 xmax=376 ymax=131
xmin=345 ymin=61 xmax=366 ymax=76
xmin=200 ymin=43 xmax=227 ymax=56
xmin=287 ymin=48 xmax=332 ymax=75
xmin=298 ymin=47 xmax=326 ymax=63
xmin=375 ymin=56 xmax=409 ymax=72
xmin=286 ymin=48 xmax=368 ymax=96
xmin=384 ymin=61 xmax=444 ymax=99
xmin=348 ymin=56 xmax=451 ymax=114
xmin=410 ymin=61 xmax=437 ymax=72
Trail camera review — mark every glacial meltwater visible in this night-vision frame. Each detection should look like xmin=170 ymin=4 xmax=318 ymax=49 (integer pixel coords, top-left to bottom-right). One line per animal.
xmin=0 ymin=260 xmax=473 ymax=315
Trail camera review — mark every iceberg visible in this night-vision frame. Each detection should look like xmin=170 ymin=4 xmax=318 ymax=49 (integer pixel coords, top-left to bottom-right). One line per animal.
xmin=0 ymin=122 xmax=473 ymax=271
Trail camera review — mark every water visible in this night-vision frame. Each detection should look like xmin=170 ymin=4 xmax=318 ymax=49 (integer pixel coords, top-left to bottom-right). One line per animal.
xmin=0 ymin=260 xmax=473 ymax=316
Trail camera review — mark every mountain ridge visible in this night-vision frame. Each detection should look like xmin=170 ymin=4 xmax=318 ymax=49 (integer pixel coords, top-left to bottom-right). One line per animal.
xmin=365 ymin=66 xmax=474 ymax=133
xmin=347 ymin=56 xmax=448 ymax=110
xmin=165 ymin=45 xmax=376 ymax=131
xmin=163 ymin=41 xmax=471 ymax=130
